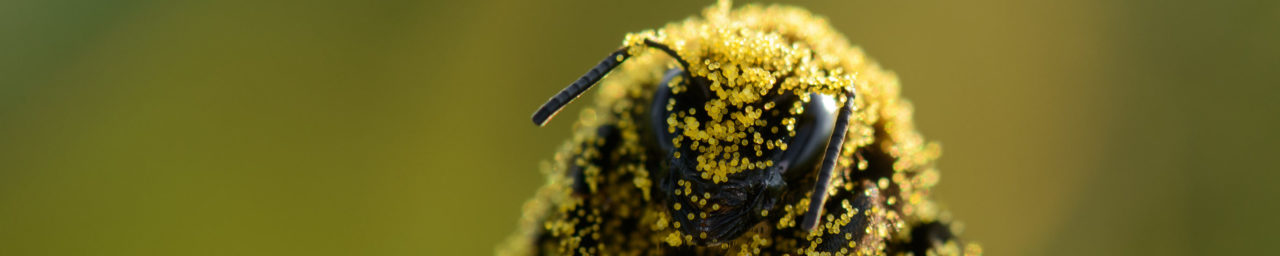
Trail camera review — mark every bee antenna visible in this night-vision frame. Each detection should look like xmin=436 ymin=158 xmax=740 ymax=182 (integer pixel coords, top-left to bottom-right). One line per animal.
xmin=801 ymin=90 xmax=856 ymax=232
xmin=640 ymin=39 xmax=694 ymax=80
xmin=530 ymin=47 xmax=630 ymax=126
xmin=531 ymin=39 xmax=694 ymax=126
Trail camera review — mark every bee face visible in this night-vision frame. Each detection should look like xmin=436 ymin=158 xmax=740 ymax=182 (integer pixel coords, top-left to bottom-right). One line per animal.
xmin=648 ymin=67 xmax=840 ymax=244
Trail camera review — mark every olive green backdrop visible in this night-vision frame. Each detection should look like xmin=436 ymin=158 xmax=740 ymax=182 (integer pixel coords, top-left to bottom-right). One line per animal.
xmin=2 ymin=0 xmax=1277 ymax=255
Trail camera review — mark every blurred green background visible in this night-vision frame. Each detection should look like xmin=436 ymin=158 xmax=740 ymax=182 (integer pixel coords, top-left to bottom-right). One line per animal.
xmin=2 ymin=0 xmax=1277 ymax=255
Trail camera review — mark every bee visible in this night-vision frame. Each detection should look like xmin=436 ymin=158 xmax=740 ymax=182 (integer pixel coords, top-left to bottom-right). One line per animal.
xmin=501 ymin=1 xmax=980 ymax=255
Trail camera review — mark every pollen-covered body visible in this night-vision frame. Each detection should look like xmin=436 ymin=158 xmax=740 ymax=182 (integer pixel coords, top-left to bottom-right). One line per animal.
xmin=501 ymin=2 xmax=979 ymax=255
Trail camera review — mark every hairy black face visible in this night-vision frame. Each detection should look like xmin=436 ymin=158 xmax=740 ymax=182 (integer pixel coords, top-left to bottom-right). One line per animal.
xmin=647 ymin=68 xmax=838 ymax=245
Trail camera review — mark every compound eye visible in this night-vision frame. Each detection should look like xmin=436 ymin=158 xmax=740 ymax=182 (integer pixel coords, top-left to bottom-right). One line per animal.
xmin=649 ymin=68 xmax=686 ymax=155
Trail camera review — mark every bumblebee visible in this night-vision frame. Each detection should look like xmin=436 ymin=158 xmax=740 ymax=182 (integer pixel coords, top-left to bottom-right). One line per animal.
xmin=501 ymin=1 xmax=980 ymax=255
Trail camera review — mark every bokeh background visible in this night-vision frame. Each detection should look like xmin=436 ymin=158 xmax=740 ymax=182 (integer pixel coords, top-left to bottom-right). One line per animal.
xmin=2 ymin=0 xmax=1277 ymax=255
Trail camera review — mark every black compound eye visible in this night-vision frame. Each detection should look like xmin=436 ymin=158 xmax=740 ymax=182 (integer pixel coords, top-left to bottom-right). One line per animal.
xmin=650 ymin=68 xmax=687 ymax=156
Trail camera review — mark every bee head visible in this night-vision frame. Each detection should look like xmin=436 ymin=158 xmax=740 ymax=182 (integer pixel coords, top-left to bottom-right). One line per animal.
xmin=531 ymin=27 xmax=856 ymax=244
